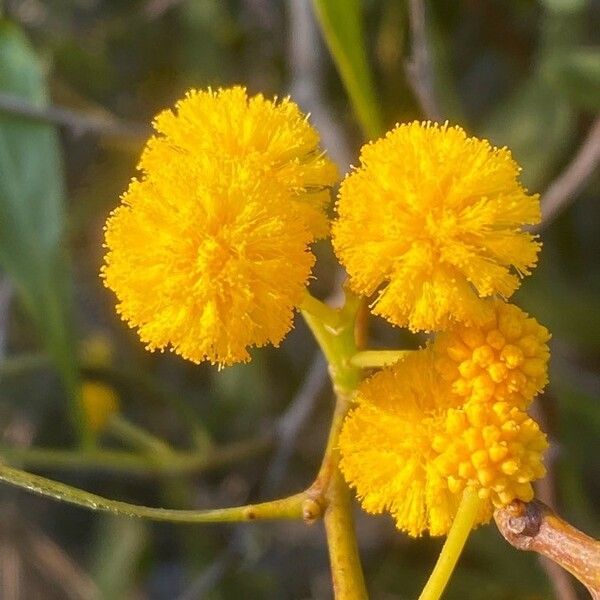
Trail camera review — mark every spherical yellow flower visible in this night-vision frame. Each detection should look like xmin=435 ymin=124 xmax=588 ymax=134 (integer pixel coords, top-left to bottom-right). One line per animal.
xmin=339 ymin=351 xmax=465 ymax=537
xmin=103 ymin=87 xmax=338 ymax=366
xmin=339 ymin=351 xmax=547 ymax=537
xmin=432 ymin=401 xmax=547 ymax=508
xmin=141 ymin=86 xmax=338 ymax=238
xmin=432 ymin=301 xmax=550 ymax=409
xmin=332 ymin=122 xmax=541 ymax=332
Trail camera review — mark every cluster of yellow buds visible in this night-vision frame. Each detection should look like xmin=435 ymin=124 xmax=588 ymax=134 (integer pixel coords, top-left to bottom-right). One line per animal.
xmin=102 ymin=87 xmax=550 ymax=537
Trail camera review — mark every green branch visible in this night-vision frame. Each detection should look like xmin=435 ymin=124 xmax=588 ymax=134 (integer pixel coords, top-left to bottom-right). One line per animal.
xmin=0 ymin=463 xmax=307 ymax=523
xmin=302 ymin=290 xmax=368 ymax=600
xmin=0 ymin=435 xmax=271 ymax=476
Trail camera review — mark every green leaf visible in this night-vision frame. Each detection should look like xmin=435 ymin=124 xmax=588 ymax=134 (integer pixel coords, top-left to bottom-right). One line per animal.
xmin=0 ymin=21 xmax=89 ymax=444
xmin=480 ymin=77 xmax=575 ymax=190
xmin=312 ymin=0 xmax=383 ymax=139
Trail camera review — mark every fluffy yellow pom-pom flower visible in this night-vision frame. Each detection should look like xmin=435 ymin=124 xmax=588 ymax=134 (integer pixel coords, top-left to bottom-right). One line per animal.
xmin=339 ymin=351 xmax=466 ymax=537
xmin=432 ymin=301 xmax=550 ymax=409
xmin=332 ymin=122 xmax=541 ymax=332
xmin=338 ymin=351 xmax=547 ymax=537
xmin=141 ymin=86 xmax=338 ymax=238
xmin=103 ymin=87 xmax=337 ymax=366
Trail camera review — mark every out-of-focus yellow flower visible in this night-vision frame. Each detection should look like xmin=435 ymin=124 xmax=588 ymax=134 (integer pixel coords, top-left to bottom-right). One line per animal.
xmin=82 ymin=381 xmax=119 ymax=434
xmin=338 ymin=351 xmax=547 ymax=537
xmin=432 ymin=301 xmax=550 ymax=409
xmin=332 ymin=122 xmax=541 ymax=332
xmin=103 ymin=87 xmax=338 ymax=366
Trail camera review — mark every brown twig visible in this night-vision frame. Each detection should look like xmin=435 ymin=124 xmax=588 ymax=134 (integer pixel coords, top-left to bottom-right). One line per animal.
xmin=405 ymin=0 xmax=442 ymax=122
xmin=495 ymin=499 xmax=600 ymax=599
xmin=537 ymin=117 xmax=600 ymax=231
xmin=531 ymin=394 xmax=579 ymax=600
xmin=0 ymin=93 xmax=149 ymax=141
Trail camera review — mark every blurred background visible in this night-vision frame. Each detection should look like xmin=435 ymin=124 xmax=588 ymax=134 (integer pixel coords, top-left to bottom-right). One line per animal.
xmin=0 ymin=0 xmax=598 ymax=598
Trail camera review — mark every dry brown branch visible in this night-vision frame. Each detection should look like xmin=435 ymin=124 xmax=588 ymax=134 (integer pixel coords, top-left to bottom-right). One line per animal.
xmin=531 ymin=395 xmax=579 ymax=600
xmin=537 ymin=117 xmax=600 ymax=231
xmin=495 ymin=499 xmax=600 ymax=599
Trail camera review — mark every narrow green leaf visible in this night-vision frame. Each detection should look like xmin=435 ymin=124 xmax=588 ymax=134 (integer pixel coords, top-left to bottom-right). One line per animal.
xmin=0 ymin=21 xmax=90 ymax=445
xmin=312 ymin=0 xmax=383 ymax=139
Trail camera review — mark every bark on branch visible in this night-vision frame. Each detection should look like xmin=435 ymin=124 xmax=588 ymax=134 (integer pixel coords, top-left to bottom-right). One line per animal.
xmin=495 ymin=500 xmax=600 ymax=599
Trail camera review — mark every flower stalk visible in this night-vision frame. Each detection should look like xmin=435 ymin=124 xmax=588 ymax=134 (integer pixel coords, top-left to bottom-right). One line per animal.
xmin=302 ymin=290 xmax=368 ymax=600
xmin=418 ymin=487 xmax=482 ymax=600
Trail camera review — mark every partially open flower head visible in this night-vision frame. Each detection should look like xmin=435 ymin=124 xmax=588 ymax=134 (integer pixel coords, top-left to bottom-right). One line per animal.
xmin=333 ymin=122 xmax=541 ymax=332
xmin=103 ymin=87 xmax=338 ymax=366
xmin=432 ymin=301 xmax=550 ymax=409
xmin=339 ymin=351 xmax=467 ymax=537
xmin=339 ymin=350 xmax=547 ymax=537
xmin=432 ymin=401 xmax=547 ymax=508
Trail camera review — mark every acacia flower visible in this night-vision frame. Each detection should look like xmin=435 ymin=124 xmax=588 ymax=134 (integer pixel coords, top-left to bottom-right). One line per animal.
xmin=332 ymin=122 xmax=541 ymax=332
xmin=432 ymin=301 xmax=550 ymax=409
xmin=103 ymin=87 xmax=337 ymax=366
xmin=338 ymin=351 xmax=547 ymax=537
xmin=432 ymin=401 xmax=547 ymax=508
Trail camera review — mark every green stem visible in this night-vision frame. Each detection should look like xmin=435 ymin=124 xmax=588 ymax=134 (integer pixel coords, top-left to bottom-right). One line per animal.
xmin=0 ymin=435 xmax=272 ymax=476
xmin=0 ymin=463 xmax=306 ymax=523
xmin=107 ymin=415 xmax=174 ymax=457
xmin=418 ymin=487 xmax=482 ymax=600
xmin=302 ymin=291 xmax=368 ymax=600
xmin=324 ymin=467 xmax=368 ymax=600
xmin=84 ymin=364 xmax=213 ymax=452
xmin=350 ymin=350 xmax=412 ymax=369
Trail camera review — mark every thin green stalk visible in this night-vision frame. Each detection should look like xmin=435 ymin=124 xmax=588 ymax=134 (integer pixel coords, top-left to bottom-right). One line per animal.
xmin=418 ymin=487 xmax=482 ymax=600
xmin=0 ymin=435 xmax=272 ymax=476
xmin=85 ymin=364 xmax=213 ymax=451
xmin=302 ymin=291 xmax=368 ymax=600
xmin=350 ymin=350 xmax=412 ymax=369
xmin=0 ymin=463 xmax=306 ymax=523
xmin=107 ymin=415 xmax=174 ymax=457
xmin=324 ymin=467 xmax=367 ymax=600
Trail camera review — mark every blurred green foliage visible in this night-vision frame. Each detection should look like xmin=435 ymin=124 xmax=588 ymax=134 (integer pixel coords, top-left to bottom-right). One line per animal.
xmin=0 ymin=1 xmax=598 ymax=598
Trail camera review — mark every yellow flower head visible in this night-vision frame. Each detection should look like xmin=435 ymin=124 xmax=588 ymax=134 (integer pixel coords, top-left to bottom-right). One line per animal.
xmin=339 ymin=351 xmax=547 ymax=537
xmin=332 ymin=122 xmax=541 ymax=332
xmin=103 ymin=87 xmax=338 ymax=366
xmin=141 ymin=86 xmax=338 ymax=238
xmin=432 ymin=301 xmax=550 ymax=409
